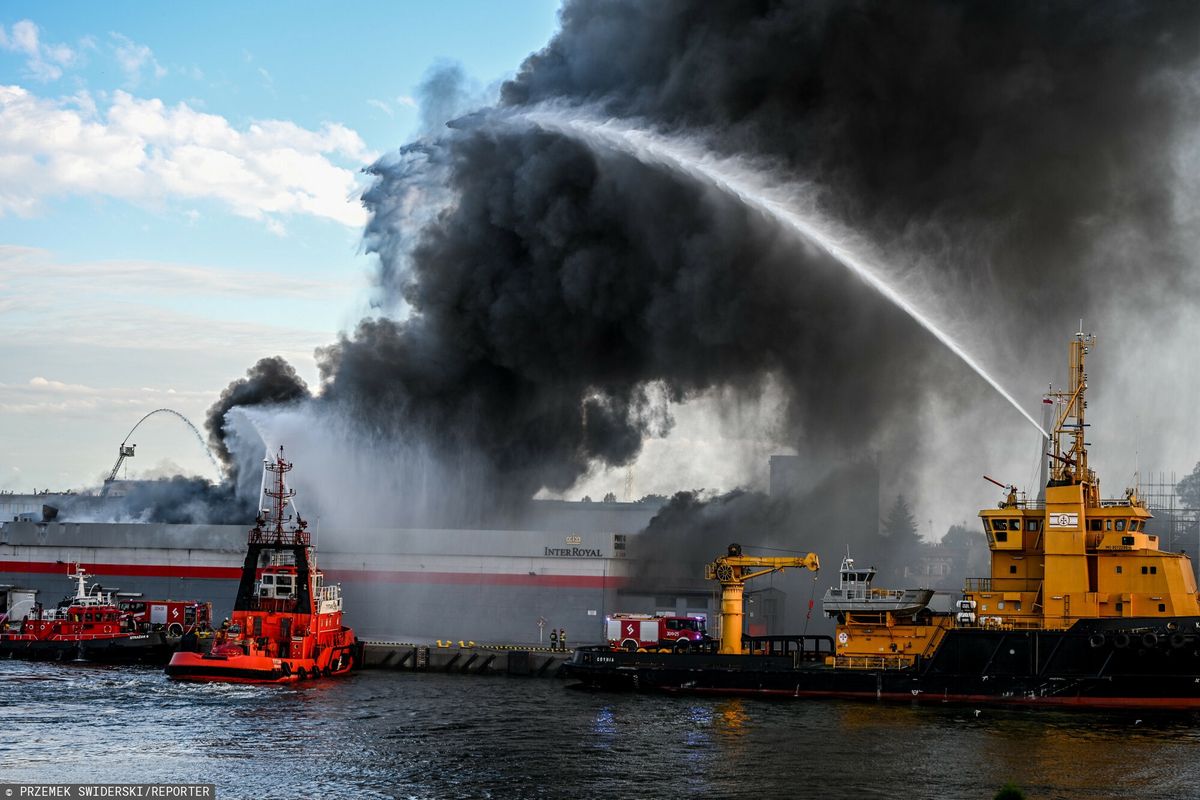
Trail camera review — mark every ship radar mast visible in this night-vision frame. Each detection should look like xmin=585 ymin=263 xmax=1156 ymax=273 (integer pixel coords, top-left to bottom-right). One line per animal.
xmin=254 ymin=446 xmax=309 ymax=545
xmin=1045 ymin=326 xmax=1098 ymax=504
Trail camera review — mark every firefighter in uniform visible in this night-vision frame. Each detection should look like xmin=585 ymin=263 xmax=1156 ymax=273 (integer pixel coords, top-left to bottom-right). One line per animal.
xmin=549 ymin=628 xmax=557 ymax=651
xmin=559 ymin=628 xmax=566 ymax=652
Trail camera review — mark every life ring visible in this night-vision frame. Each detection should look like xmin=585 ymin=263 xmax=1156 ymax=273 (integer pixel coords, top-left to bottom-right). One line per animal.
xmin=103 ymin=626 xmax=112 ymax=634
xmin=1142 ymin=632 xmax=1160 ymax=649
xmin=1113 ymin=632 xmax=1132 ymax=649
xmin=1087 ymin=632 xmax=1106 ymax=649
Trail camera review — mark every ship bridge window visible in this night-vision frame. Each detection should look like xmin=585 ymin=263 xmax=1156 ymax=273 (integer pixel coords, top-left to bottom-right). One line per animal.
xmin=1009 ymin=519 xmax=1020 ymax=530
xmin=992 ymin=520 xmax=1008 ymax=531
xmin=1090 ymin=520 xmax=1102 ymax=532
xmin=994 ymin=530 xmax=1008 ymax=543
xmin=1116 ymin=520 xmax=1127 ymax=532
xmin=1106 ymin=520 xmax=1113 ymax=531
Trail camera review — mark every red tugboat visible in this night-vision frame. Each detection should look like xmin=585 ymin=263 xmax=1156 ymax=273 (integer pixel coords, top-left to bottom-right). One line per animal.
xmin=0 ymin=563 xmax=173 ymax=663
xmin=166 ymin=447 xmax=359 ymax=683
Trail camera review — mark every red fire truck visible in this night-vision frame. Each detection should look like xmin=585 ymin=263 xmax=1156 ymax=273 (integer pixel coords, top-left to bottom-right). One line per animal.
xmin=117 ymin=598 xmax=212 ymax=636
xmin=605 ymin=613 xmax=710 ymax=652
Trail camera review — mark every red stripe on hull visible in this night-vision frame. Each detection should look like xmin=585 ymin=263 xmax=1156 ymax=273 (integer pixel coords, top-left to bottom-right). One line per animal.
xmin=0 ymin=560 xmax=625 ymax=589
xmin=663 ymin=686 xmax=1200 ymax=710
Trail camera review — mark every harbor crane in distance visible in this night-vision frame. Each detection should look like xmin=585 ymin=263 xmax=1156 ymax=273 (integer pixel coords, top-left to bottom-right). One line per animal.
xmin=101 ymin=408 xmax=224 ymax=494
xmin=105 ymin=444 xmax=138 ymax=485
xmin=705 ymin=543 xmax=820 ymax=655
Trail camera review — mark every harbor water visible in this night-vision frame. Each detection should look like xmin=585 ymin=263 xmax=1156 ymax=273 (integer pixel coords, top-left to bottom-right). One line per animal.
xmin=2 ymin=661 xmax=1198 ymax=799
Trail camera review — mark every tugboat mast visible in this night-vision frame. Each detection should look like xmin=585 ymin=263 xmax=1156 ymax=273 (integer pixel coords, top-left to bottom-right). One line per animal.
xmin=253 ymin=447 xmax=308 ymax=547
xmin=1046 ymin=326 xmax=1098 ymax=504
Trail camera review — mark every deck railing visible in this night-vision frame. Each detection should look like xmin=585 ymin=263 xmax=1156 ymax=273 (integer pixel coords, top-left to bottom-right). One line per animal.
xmin=833 ymin=654 xmax=912 ymax=670
xmin=962 ymin=577 xmax=1042 ymax=593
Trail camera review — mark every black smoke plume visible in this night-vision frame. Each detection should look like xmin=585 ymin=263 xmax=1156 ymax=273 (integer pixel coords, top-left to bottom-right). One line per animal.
xmin=314 ymin=0 xmax=1200 ymax=519
xmin=205 ymin=357 xmax=311 ymax=473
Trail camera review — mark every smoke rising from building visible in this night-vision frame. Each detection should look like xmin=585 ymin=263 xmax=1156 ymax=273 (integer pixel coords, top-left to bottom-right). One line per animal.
xmin=92 ymin=2 xmax=1200 ymax=537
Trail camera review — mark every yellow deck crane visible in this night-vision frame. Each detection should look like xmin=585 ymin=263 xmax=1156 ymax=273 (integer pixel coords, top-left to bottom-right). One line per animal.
xmin=705 ymin=543 xmax=820 ymax=655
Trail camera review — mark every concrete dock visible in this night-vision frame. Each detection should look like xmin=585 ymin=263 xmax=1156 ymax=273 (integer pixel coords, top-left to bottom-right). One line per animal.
xmin=361 ymin=641 xmax=572 ymax=677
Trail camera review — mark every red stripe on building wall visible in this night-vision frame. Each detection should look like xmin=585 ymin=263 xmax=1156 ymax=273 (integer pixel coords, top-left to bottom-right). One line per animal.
xmin=0 ymin=560 xmax=627 ymax=589
xmin=324 ymin=569 xmax=626 ymax=589
xmin=0 ymin=560 xmax=241 ymax=580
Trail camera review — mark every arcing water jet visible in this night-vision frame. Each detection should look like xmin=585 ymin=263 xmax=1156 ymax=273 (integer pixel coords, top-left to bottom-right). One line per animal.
xmin=514 ymin=108 xmax=1049 ymax=440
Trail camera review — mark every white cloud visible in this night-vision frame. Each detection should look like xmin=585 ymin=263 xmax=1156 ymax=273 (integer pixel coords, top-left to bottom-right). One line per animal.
xmin=1 ymin=20 xmax=76 ymax=82
xmin=0 ymin=244 xmax=354 ymax=302
xmin=368 ymin=95 xmax=417 ymax=117
xmin=0 ymin=376 xmax=214 ymax=415
xmin=111 ymin=33 xmax=166 ymax=85
xmin=0 ymin=85 xmax=372 ymax=228
xmin=367 ymin=98 xmax=394 ymax=117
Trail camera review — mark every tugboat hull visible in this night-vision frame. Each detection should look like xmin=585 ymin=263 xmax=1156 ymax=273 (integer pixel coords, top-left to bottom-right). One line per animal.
xmin=564 ymin=618 xmax=1200 ymax=710
xmin=166 ymin=644 xmax=358 ymax=684
xmin=0 ymin=633 xmax=173 ymax=665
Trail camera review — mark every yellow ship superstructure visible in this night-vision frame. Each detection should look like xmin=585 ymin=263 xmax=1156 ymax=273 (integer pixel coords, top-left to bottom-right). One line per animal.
xmin=967 ymin=330 xmax=1199 ymax=630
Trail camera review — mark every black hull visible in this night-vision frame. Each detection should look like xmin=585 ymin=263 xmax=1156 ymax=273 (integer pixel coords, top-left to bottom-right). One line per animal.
xmin=0 ymin=633 xmax=174 ymax=665
xmin=562 ymin=617 xmax=1200 ymax=709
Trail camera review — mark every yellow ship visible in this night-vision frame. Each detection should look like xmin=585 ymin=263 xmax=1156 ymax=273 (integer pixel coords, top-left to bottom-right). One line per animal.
xmin=566 ymin=330 xmax=1200 ymax=709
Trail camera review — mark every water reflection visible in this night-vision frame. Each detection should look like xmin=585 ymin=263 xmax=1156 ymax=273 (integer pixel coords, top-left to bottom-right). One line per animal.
xmin=3 ymin=662 xmax=1200 ymax=800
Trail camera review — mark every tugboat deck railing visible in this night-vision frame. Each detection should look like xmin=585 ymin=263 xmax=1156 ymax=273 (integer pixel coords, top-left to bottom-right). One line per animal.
xmin=963 ymin=577 xmax=1043 ymax=593
xmin=248 ymin=528 xmax=310 ymax=546
xmin=833 ymin=654 xmax=912 ymax=670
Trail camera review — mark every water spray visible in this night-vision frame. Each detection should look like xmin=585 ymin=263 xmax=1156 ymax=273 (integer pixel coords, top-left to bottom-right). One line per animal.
xmin=509 ymin=108 xmax=1049 ymax=440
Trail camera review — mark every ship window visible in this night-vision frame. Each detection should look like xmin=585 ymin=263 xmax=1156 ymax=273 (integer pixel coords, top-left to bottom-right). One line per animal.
xmin=1026 ymin=520 xmax=1039 ymax=532
xmin=1116 ymin=602 xmax=1123 ymax=612
xmin=1116 ymin=566 xmax=1123 ymax=574
xmin=1009 ymin=565 xmax=1017 ymax=574
xmin=995 ymin=530 xmax=1008 ymax=542
xmin=1129 ymin=520 xmax=1139 ymax=531
xmin=1151 ymin=566 xmax=1157 ymax=574
xmin=1116 ymin=520 xmax=1127 ymax=532
xmin=993 ymin=519 xmax=1008 ymax=531
xmin=1008 ymin=519 xmax=1019 ymax=530
xmin=1159 ymin=604 xmax=1167 ymax=612
xmin=1106 ymin=520 xmax=1113 ymax=531
xmin=1090 ymin=520 xmax=1102 ymax=532
xmin=1122 ymin=536 xmax=1135 ymax=546
xmin=1142 ymin=566 xmax=1148 ymax=574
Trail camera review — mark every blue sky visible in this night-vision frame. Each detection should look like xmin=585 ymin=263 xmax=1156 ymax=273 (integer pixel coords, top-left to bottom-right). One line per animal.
xmin=0 ymin=1 xmax=562 ymax=489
